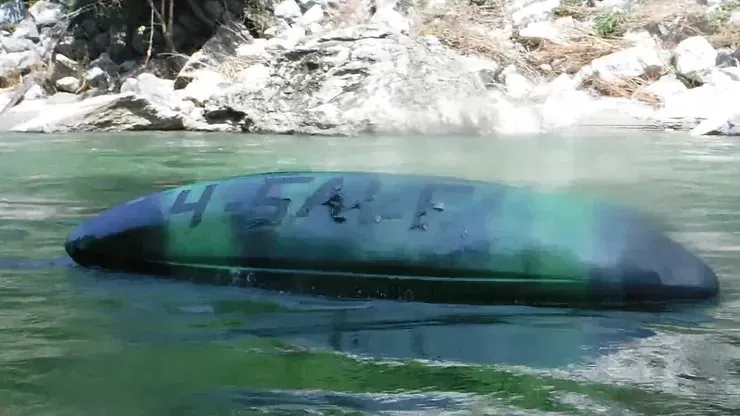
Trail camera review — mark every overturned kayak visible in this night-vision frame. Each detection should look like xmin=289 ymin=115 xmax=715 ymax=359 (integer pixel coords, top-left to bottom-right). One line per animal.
xmin=64 ymin=171 xmax=720 ymax=307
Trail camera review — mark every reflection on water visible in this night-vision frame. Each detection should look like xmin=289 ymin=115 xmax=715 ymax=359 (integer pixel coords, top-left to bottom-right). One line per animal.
xmin=0 ymin=131 xmax=738 ymax=415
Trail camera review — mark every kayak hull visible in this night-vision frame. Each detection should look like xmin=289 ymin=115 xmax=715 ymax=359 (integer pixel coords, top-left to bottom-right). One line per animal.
xmin=63 ymin=171 xmax=720 ymax=307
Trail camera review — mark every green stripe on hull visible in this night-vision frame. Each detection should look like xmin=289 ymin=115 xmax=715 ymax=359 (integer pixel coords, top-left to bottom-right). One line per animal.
xmin=528 ymin=190 xmax=598 ymax=298
xmin=63 ymin=171 xmax=720 ymax=307
xmin=163 ymin=182 xmax=241 ymax=263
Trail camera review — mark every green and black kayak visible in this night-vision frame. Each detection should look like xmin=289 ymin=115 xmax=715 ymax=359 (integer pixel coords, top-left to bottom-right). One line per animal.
xmin=63 ymin=171 xmax=720 ymax=307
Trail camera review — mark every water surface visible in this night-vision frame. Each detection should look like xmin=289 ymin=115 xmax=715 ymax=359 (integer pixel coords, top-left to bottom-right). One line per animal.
xmin=0 ymin=131 xmax=738 ymax=415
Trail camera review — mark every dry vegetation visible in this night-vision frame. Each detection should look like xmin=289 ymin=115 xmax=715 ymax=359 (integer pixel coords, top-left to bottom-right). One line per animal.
xmin=414 ymin=0 xmax=740 ymax=104
xmin=618 ymin=0 xmax=740 ymax=48
xmin=324 ymin=0 xmax=377 ymax=28
xmin=581 ymin=73 xmax=663 ymax=107
xmin=414 ymin=0 xmax=637 ymax=83
xmin=415 ymin=0 xmax=546 ymax=80
xmin=0 ymin=63 xmax=49 ymax=90
xmin=0 ymin=72 xmax=25 ymax=90
xmin=218 ymin=54 xmax=268 ymax=81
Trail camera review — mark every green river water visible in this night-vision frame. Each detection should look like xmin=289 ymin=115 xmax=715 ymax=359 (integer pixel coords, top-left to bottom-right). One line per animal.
xmin=0 ymin=131 xmax=738 ymax=415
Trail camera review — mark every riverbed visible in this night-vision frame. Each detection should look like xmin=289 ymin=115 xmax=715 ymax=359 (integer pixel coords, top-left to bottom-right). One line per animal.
xmin=0 ymin=131 xmax=737 ymax=415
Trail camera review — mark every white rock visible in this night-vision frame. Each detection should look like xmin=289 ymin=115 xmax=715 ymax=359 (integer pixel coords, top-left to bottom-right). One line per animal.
xmin=455 ymin=54 xmax=500 ymax=81
xmin=236 ymin=40 xmax=269 ymax=59
xmin=12 ymin=17 xmax=39 ymax=41
xmin=274 ymin=0 xmax=302 ymax=22
xmin=706 ymin=0 xmax=732 ymax=6
xmin=263 ymin=19 xmax=291 ymax=39
xmin=306 ymin=23 xmax=323 ymax=35
xmin=674 ymin=36 xmax=717 ymax=82
xmin=55 ymin=76 xmax=80 ymax=93
xmin=519 ymin=21 xmax=568 ymax=45
xmin=84 ymin=54 xmax=118 ymax=92
xmin=23 ymin=84 xmax=46 ymax=100
xmin=705 ymin=66 xmax=740 ymax=88
xmin=263 ymin=26 xmax=279 ymax=39
xmin=658 ymin=83 xmax=740 ymax=122
xmin=119 ymin=78 xmax=138 ymax=94
xmin=90 ymin=53 xmax=119 ymax=76
xmin=28 ymin=0 xmax=65 ymax=27
xmin=623 ymin=30 xmax=657 ymax=47
xmin=510 ymin=0 xmax=560 ymax=27
xmin=700 ymin=68 xmax=738 ymax=87
xmin=586 ymin=45 xmax=666 ymax=83
xmin=182 ymin=107 xmax=232 ymax=132
xmin=532 ymin=73 xmax=578 ymax=99
xmin=84 ymin=66 xmax=115 ymax=91
xmin=501 ymin=65 xmax=534 ymax=100
xmin=0 ymin=50 xmax=41 ymax=78
xmin=494 ymin=99 xmax=544 ymax=135
xmin=121 ymin=73 xmax=174 ymax=107
xmin=296 ymin=4 xmax=324 ymax=26
xmin=273 ymin=26 xmax=306 ymax=49
xmin=539 ymin=88 xmax=599 ymax=130
xmin=598 ymin=0 xmax=636 ymax=9
xmin=85 ymin=67 xmax=105 ymax=83
xmin=457 ymin=54 xmax=499 ymax=72
xmin=376 ymin=0 xmax=399 ymax=8
xmin=0 ymin=36 xmax=36 ymax=53
xmin=0 ymin=90 xmax=13 ymax=112
xmin=687 ymin=82 xmax=740 ymax=135
xmin=370 ymin=8 xmax=410 ymax=35
xmin=692 ymin=117 xmax=740 ymax=136
xmin=181 ymin=69 xmax=233 ymax=106
xmin=642 ymin=74 xmax=687 ymax=101
xmin=51 ymin=54 xmax=79 ymax=83
xmin=719 ymin=67 xmax=740 ymax=80
xmin=8 ymin=93 xmax=183 ymax=133
xmin=421 ymin=0 xmax=450 ymax=13
xmin=730 ymin=11 xmax=740 ymax=29
xmin=234 ymin=63 xmax=271 ymax=91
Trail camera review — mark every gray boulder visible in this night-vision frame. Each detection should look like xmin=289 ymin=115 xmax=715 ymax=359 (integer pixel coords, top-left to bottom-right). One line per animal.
xmin=0 ymin=35 xmax=36 ymax=53
xmin=6 ymin=92 xmax=183 ymax=133
xmin=28 ymin=1 xmax=66 ymax=28
xmin=202 ymin=24 xmax=502 ymax=135
xmin=0 ymin=0 xmax=26 ymax=26
xmin=12 ymin=16 xmax=40 ymax=42
xmin=0 ymin=50 xmax=42 ymax=78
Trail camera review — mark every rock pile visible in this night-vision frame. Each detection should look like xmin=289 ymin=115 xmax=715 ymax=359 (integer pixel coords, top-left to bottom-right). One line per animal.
xmin=0 ymin=0 xmax=739 ymax=136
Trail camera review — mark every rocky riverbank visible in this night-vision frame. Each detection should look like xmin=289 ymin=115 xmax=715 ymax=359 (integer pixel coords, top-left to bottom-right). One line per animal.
xmin=0 ymin=0 xmax=739 ymax=136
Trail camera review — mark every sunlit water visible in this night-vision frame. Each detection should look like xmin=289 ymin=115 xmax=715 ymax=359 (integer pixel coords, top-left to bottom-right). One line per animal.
xmin=0 ymin=131 xmax=738 ymax=416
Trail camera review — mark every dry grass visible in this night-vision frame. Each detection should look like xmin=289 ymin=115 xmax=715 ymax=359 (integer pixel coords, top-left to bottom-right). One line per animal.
xmin=218 ymin=55 xmax=268 ymax=81
xmin=0 ymin=72 xmax=25 ymax=89
xmin=614 ymin=0 xmax=740 ymax=48
xmin=553 ymin=4 xmax=593 ymax=22
xmin=581 ymin=74 xmax=663 ymax=107
xmin=528 ymin=30 xmax=633 ymax=75
xmin=415 ymin=0 xmax=740 ymax=89
xmin=708 ymin=29 xmax=740 ymax=48
xmin=324 ymin=0 xmax=376 ymax=28
xmin=415 ymin=0 xmax=546 ymax=80
xmin=0 ymin=63 xmax=49 ymax=89
xmin=415 ymin=0 xmax=640 ymax=81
